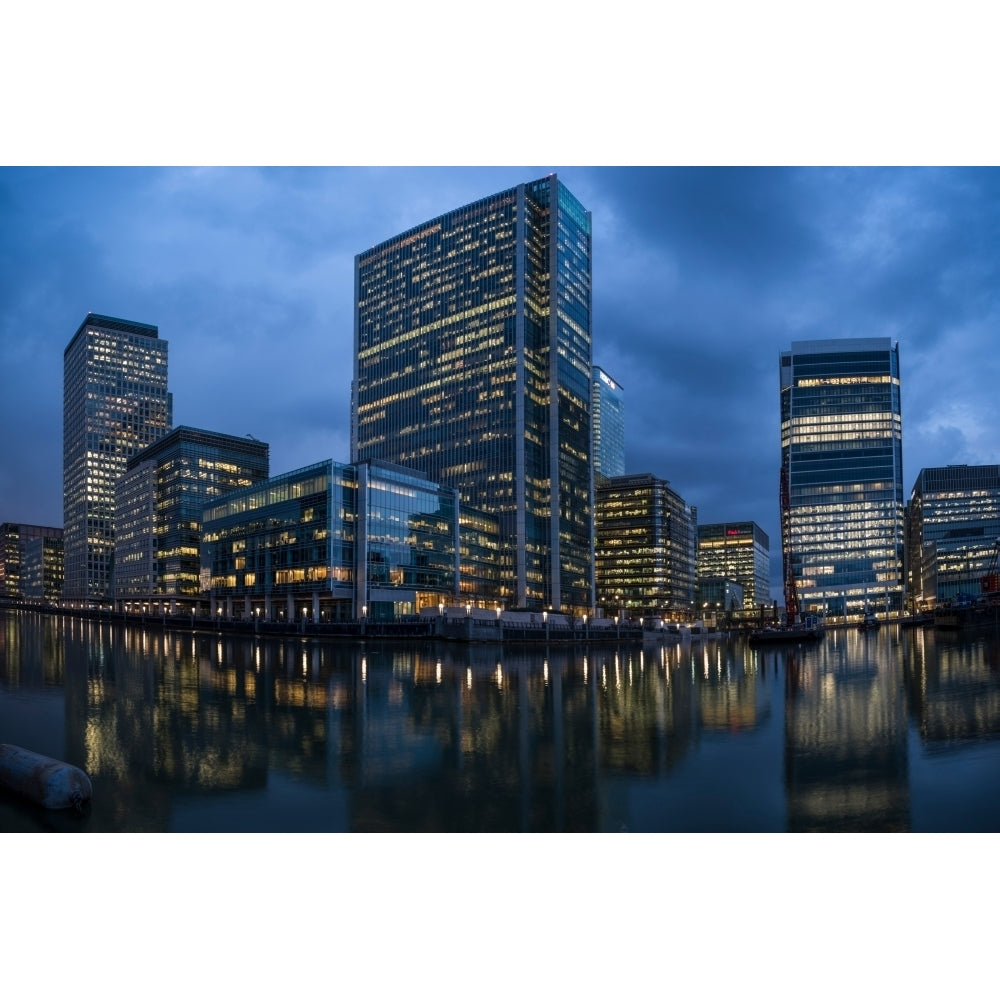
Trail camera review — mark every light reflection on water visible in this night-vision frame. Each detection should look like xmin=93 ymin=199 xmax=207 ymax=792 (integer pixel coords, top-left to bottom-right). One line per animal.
xmin=1 ymin=609 xmax=999 ymax=832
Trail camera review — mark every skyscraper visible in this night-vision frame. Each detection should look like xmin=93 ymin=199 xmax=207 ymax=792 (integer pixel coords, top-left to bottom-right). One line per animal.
xmin=63 ymin=313 xmax=171 ymax=603
xmin=780 ymin=337 xmax=903 ymax=618
xmin=352 ymin=175 xmax=593 ymax=612
xmin=591 ymin=365 xmax=625 ymax=481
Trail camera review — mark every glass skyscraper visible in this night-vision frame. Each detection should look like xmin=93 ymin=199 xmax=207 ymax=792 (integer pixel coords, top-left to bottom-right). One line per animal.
xmin=780 ymin=337 xmax=903 ymax=618
xmin=591 ymin=365 xmax=625 ymax=481
xmin=63 ymin=313 xmax=172 ymax=603
xmin=352 ymin=175 xmax=593 ymax=613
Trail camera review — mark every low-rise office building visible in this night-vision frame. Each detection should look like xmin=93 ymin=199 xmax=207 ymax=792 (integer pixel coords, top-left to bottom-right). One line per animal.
xmin=697 ymin=521 xmax=770 ymax=611
xmin=21 ymin=535 xmax=65 ymax=602
xmin=1 ymin=523 xmax=63 ymax=598
xmin=113 ymin=426 xmax=270 ymax=611
xmin=201 ymin=459 xmax=502 ymax=621
xmin=594 ymin=473 xmax=696 ymax=619
xmin=905 ymin=464 xmax=1000 ymax=608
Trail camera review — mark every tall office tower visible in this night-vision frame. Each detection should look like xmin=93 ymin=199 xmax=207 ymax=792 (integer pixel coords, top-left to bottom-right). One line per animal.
xmin=780 ymin=338 xmax=903 ymax=619
xmin=591 ymin=365 xmax=625 ymax=482
xmin=63 ymin=313 xmax=171 ymax=604
xmin=0 ymin=523 xmax=63 ymax=597
xmin=697 ymin=521 xmax=770 ymax=610
xmin=594 ymin=473 xmax=696 ymax=619
xmin=113 ymin=426 xmax=270 ymax=610
xmin=905 ymin=464 xmax=1000 ymax=607
xmin=353 ymin=175 xmax=593 ymax=612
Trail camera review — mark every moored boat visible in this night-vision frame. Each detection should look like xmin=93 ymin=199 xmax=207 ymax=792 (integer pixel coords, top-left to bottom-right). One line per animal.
xmin=748 ymin=624 xmax=824 ymax=644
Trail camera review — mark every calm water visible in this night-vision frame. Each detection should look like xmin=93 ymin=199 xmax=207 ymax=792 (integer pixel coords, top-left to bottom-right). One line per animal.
xmin=1 ymin=608 xmax=999 ymax=832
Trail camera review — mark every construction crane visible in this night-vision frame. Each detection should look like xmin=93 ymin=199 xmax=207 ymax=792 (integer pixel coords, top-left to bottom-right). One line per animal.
xmin=981 ymin=539 xmax=1000 ymax=600
xmin=780 ymin=463 xmax=799 ymax=626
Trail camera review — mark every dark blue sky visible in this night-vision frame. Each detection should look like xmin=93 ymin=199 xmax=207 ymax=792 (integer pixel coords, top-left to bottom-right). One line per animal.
xmin=3 ymin=166 xmax=1000 ymax=596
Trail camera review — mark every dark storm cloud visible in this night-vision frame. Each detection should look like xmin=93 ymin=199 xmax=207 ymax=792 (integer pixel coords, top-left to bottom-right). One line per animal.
xmin=2 ymin=167 xmax=999 ymax=596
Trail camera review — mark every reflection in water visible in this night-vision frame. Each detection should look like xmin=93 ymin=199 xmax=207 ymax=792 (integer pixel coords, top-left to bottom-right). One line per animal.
xmin=904 ymin=628 xmax=1000 ymax=748
xmin=1 ymin=610 xmax=999 ymax=832
xmin=782 ymin=630 xmax=909 ymax=832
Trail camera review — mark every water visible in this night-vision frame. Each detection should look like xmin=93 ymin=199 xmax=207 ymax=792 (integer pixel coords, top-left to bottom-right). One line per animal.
xmin=2 ymin=608 xmax=999 ymax=832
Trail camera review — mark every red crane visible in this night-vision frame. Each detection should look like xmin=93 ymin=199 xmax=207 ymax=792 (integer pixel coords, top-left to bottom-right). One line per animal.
xmin=982 ymin=539 xmax=1000 ymax=600
xmin=780 ymin=463 xmax=799 ymax=626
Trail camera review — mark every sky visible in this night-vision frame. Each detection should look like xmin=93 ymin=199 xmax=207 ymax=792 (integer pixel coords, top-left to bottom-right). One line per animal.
xmin=3 ymin=166 xmax=1000 ymax=597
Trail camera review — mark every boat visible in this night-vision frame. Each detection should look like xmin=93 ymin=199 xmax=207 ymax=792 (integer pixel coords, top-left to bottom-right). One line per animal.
xmin=858 ymin=607 xmax=879 ymax=632
xmin=748 ymin=624 xmax=824 ymax=644
xmin=934 ymin=599 xmax=1000 ymax=631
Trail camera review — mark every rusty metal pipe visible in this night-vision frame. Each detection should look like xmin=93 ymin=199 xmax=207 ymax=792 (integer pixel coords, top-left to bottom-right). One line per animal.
xmin=0 ymin=744 xmax=93 ymax=811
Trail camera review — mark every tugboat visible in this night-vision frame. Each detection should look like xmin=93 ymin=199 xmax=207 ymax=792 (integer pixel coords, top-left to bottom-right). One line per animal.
xmin=749 ymin=615 xmax=824 ymax=644
xmin=858 ymin=605 xmax=879 ymax=632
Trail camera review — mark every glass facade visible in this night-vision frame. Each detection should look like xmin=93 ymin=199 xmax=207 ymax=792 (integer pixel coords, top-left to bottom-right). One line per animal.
xmin=1 ymin=523 xmax=63 ymax=598
xmin=594 ymin=473 xmax=696 ymax=619
xmin=113 ymin=426 xmax=270 ymax=606
xmin=201 ymin=459 xmax=500 ymax=621
xmin=780 ymin=338 xmax=903 ymax=618
xmin=21 ymin=536 xmax=64 ymax=601
xmin=591 ymin=366 xmax=625 ymax=481
xmin=353 ymin=175 xmax=593 ymax=612
xmin=697 ymin=521 xmax=770 ymax=610
xmin=63 ymin=314 xmax=171 ymax=604
xmin=905 ymin=464 xmax=1000 ymax=607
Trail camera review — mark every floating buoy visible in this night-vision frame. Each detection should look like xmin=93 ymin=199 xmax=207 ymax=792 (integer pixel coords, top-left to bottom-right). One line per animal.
xmin=0 ymin=744 xmax=93 ymax=811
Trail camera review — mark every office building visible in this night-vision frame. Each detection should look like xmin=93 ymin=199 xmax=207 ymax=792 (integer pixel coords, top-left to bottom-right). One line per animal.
xmin=905 ymin=464 xmax=1000 ymax=608
xmin=1 ymin=523 xmax=63 ymax=598
xmin=594 ymin=473 xmax=696 ymax=619
xmin=63 ymin=314 xmax=171 ymax=604
xmin=592 ymin=365 xmax=625 ymax=481
xmin=697 ymin=521 xmax=770 ymax=611
xmin=694 ymin=577 xmax=744 ymax=624
xmin=113 ymin=426 xmax=270 ymax=610
xmin=353 ymin=175 xmax=593 ymax=612
xmin=201 ymin=459 xmax=501 ymax=621
xmin=780 ymin=338 xmax=903 ymax=618
xmin=22 ymin=535 xmax=64 ymax=601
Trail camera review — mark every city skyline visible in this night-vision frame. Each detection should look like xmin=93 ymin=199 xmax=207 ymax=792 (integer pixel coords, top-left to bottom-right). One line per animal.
xmin=3 ymin=168 xmax=1000 ymax=597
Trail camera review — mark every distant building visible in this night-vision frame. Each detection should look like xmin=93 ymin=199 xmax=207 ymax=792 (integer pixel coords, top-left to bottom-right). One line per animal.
xmin=201 ymin=459 xmax=501 ymax=622
xmin=697 ymin=521 xmax=770 ymax=610
xmin=1 ymin=523 xmax=63 ymax=598
xmin=22 ymin=536 xmax=64 ymax=601
xmin=780 ymin=338 xmax=903 ymax=618
xmin=592 ymin=366 xmax=625 ymax=481
xmin=63 ymin=314 xmax=171 ymax=604
xmin=594 ymin=473 xmax=696 ymax=619
xmin=694 ymin=577 xmax=744 ymax=623
xmin=905 ymin=464 xmax=1000 ymax=608
xmin=353 ymin=175 xmax=593 ymax=613
xmin=113 ymin=426 xmax=270 ymax=610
